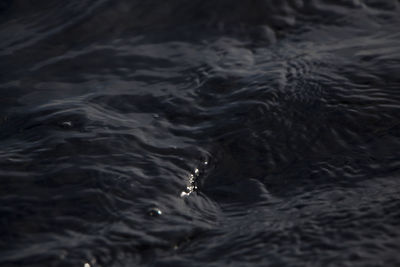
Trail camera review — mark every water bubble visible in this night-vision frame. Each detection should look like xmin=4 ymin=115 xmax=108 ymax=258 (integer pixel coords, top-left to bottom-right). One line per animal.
xmin=148 ymin=208 xmax=162 ymax=216
xmin=180 ymin=191 xmax=190 ymax=197
xmin=61 ymin=121 xmax=73 ymax=128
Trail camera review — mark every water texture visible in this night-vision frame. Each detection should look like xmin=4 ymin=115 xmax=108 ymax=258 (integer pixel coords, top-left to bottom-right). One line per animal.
xmin=1 ymin=0 xmax=400 ymax=266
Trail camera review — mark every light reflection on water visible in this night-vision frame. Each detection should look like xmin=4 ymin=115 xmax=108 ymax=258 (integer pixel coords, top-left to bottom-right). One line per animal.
xmin=0 ymin=0 xmax=400 ymax=266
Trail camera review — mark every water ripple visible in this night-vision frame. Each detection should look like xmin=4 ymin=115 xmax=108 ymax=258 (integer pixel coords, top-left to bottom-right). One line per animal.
xmin=1 ymin=0 xmax=400 ymax=266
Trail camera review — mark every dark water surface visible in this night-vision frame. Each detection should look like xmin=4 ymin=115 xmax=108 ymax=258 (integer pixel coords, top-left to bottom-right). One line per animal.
xmin=1 ymin=0 xmax=400 ymax=266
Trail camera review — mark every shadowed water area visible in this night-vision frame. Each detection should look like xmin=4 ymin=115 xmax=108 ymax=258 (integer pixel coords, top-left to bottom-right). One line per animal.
xmin=1 ymin=0 xmax=400 ymax=266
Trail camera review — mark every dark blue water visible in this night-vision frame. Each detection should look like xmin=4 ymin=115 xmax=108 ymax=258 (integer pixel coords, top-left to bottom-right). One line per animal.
xmin=1 ymin=1 xmax=400 ymax=266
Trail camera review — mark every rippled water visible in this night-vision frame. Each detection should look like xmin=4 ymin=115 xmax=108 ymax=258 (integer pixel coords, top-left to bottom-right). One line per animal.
xmin=1 ymin=0 xmax=400 ymax=266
